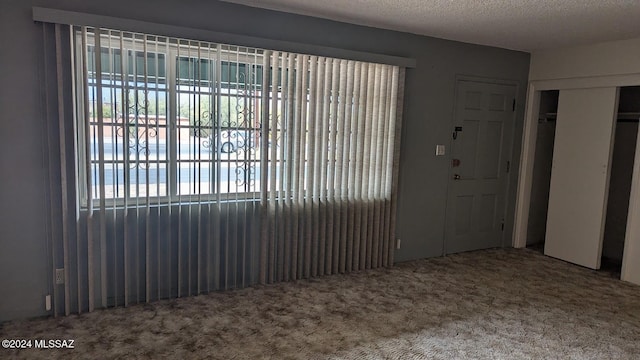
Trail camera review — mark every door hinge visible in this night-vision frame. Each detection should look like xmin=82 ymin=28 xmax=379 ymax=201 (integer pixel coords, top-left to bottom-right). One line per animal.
xmin=512 ymin=99 xmax=516 ymax=111
xmin=506 ymin=160 xmax=510 ymax=173
xmin=501 ymin=220 xmax=505 ymax=231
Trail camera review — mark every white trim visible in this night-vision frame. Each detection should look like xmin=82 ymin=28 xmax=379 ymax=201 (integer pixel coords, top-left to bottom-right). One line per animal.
xmin=531 ymin=73 xmax=640 ymax=91
xmin=622 ymin=125 xmax=640 ymax=284
xmin=512 ymin=82 xmax=539 ymax=248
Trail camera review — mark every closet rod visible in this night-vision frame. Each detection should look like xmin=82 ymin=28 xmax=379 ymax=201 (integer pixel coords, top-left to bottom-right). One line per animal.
xmin=540 ymin=112 xmax=640 ymax=121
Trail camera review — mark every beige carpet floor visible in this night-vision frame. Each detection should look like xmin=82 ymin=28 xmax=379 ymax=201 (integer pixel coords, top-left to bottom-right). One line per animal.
xmin=1 ymin=248 xmax=639 ymax=359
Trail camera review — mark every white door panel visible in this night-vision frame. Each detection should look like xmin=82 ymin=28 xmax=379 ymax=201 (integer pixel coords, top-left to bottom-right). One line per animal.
xmin=544 ymin=87 xmax=619 ymax=269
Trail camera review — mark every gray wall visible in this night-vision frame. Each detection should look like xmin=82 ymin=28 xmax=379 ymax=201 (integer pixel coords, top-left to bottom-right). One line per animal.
xmin=0 ymin=0 xmax=530 ymax=321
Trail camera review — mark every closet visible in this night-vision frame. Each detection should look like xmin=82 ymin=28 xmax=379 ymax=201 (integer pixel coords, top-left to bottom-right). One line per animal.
xmin=528 ymin=86 xmax=640 ymax=274
xmin=526 ymin=91 xmax=558 ymax=250
xmin=602 ymin=86 xmax=640 ymax=272
xmin=515 ymin=37 xmax=640 ymax=284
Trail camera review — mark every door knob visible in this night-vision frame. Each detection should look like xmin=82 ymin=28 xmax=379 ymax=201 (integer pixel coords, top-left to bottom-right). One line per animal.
xmin=453 ymin=174 xmax=461 ymax=180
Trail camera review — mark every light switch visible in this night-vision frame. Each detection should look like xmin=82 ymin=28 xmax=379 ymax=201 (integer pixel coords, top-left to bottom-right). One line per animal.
xmin=435 ymin=144 xmax=446 ymax=156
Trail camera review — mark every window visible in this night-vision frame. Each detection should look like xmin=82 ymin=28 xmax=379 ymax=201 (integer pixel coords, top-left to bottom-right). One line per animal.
xmin=74 ymin=27 xmax=401 ymax=210
xmin=45 ymin=21 xmax=403 ymax=313
xmin=77 ymin=29 xmax=266 ymax=204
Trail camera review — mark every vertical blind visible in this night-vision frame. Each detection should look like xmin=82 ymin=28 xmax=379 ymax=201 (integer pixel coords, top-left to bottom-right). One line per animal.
xmin=41 ymin=23 xmax=404 ymax=316
xmin=259 ymin=52 xmax=402 ymax=283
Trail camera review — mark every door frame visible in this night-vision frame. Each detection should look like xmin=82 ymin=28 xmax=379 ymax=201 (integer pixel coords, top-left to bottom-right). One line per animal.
xmin=443 ymin=75 xmax=520 ymax=255
xmin=512 ymin=73 xmax=640 ymax=284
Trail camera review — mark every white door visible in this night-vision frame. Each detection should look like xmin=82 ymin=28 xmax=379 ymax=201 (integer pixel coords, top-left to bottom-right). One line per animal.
xmin=445 ymin=80 xmax=516 ymax=254
xmin=544 ymin=87 xmax=619 ymax=269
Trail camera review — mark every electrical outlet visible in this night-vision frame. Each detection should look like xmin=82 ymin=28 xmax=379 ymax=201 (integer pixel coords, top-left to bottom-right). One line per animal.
xmin=396 ymin=238 xmax=401 ymax=249
xmin=55 ymin=268 xmax=65 ymax=285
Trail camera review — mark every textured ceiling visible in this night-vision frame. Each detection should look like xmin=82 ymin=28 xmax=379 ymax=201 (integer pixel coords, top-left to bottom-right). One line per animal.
xmin=220 ymin=0 xmax=640 ymax=52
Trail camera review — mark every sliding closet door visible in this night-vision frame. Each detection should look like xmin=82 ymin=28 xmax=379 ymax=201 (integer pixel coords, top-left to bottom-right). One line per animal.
xmin=544 ymin=87 xmax=619 ymax=269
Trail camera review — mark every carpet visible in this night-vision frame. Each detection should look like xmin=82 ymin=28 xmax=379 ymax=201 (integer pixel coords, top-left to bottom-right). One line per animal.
xmin=1 ymin=248 xmax=639 ymax=359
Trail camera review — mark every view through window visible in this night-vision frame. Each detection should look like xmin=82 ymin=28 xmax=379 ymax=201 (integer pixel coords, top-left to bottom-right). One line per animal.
xmin=81 ymin=30 xmax=271 ymax=203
